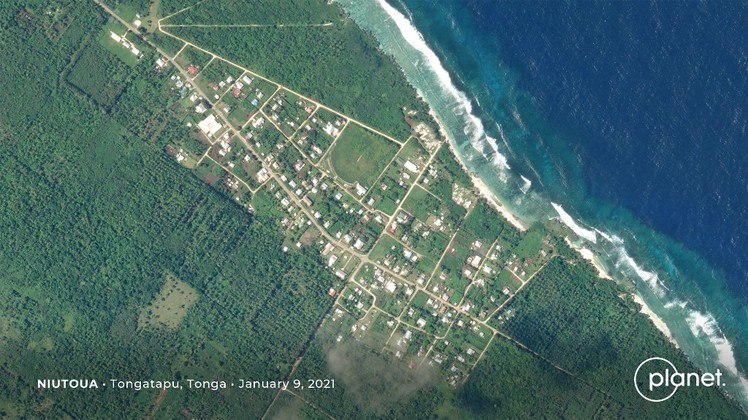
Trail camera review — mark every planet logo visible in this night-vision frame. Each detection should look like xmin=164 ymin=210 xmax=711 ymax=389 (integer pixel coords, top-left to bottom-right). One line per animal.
xmin=634 ymin=357 xmax=725 ymax=402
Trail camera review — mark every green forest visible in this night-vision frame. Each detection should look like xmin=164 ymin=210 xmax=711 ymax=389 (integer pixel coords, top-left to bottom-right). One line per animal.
xmin=0 ymin=0 xmax=744 ymax=418
xmin=0 ymin=2 xmax=335 ymax=417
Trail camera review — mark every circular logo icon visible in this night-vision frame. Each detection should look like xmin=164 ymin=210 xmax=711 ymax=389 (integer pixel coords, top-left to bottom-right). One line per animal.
xmin=634 ymin=357 xmax=680 ymax=402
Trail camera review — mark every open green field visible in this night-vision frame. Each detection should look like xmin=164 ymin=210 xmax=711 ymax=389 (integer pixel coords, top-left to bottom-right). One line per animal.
xmin=97 ymin=19 xmax=140 ymax=67
xmin=403 ymin=183 xmax=466 ymax=233
xmin=138 ymin=272 xmax=199 ymax=330
xmin=402 ymin=185 xmax=442 ymax=222
xmin=329 ymin=123 xmax=399 ymax=188
xmin=365 ymin=138 xmax=429 ymax=215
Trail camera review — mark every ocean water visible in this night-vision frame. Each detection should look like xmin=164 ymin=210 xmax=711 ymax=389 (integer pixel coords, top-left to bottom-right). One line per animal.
xmin=337 ymin=0 xmax=748 ymax=408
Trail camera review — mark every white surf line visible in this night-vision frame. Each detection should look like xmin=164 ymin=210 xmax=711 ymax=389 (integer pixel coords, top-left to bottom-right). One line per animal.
xmin=520 ymin=175 xmax=532 ymax=193
xmin=358 ymin=0 xmax=748 ymax=407
xmin=685 ymin=310 xmax=748 ymax=397
xmin=551 ymin=202 xmax=597 ymax=243
xmin=374 ymin=0 xmax=511 ymax=173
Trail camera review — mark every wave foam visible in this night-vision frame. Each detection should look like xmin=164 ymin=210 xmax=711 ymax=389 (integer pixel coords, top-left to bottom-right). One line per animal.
xmin=619 ymin=253 xmax=666 ymax=296
xmin=376 ymin=0 xmax=511 ymax=173
xmin=686 ymin=310 xmax=748 ymax=397
xmin=520 ymin=175 xmax=532 ymax=193
xmin=594 ymin=228 xmax=615 ymax=243
xmin=496 ymin=123 xmax=513 ymax=155
xmin=664 ymin=299 xmax=688 ymax=309
xmin=354 ymin=0 xmax=748 ymax=408
xmin=551 ymin=202 xmax=597 ymax=243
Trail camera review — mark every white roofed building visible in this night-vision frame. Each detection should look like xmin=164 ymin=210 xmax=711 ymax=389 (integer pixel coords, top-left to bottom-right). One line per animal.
xmin=197 ymin=114 xmax=223 ymax=138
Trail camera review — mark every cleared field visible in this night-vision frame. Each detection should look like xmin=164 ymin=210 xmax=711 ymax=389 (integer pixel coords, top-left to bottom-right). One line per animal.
xmin=97 ymin=20 xmax=140 ymax=67
xmin=139 ymin=272 xmax=199 ymax=330
xmin=402 ymin=185 xmax=441 ymax=222
xmin=329 ymin=123 xmax=399 ymax=188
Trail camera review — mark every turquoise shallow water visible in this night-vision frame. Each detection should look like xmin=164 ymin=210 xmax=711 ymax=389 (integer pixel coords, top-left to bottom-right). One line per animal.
xmin=337 ymin=0 xmax=748 ymax=408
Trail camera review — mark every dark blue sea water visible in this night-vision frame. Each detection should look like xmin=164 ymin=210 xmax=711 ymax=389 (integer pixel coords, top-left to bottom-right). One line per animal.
xmin=355 ymin=0 xmax=748 ymax=403
xmin=398 ymin=0 xmax=747 ymax=302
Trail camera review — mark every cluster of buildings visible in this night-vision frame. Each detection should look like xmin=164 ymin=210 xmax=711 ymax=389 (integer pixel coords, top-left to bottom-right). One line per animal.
xmin=110 ymin=31 xmax=142 ymax=58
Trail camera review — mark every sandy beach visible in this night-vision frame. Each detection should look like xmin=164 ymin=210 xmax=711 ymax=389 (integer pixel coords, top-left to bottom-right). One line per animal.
xmin=633 ymin=294 xmax=679 ymax=348
xmin=469 ymin=173 xmax=528 ymax=232
xmin=563 ymin=238 xmax=611 ymax=279
xmin=561 ymin=238 xmax=678 ymax=347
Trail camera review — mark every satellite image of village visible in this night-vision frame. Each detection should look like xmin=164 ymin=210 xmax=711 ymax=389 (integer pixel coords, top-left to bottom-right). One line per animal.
xmin=0 ymin=0 xmax=746 ymax=419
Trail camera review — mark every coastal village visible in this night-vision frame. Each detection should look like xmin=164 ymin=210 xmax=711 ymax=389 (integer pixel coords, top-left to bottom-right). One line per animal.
xmin=104 ymin=5 xmax=559 ymax=394
xmin=158 ymin=42 xmax=559 ymax=389
xmin=2 ymin=0 xmax=740 ymax=417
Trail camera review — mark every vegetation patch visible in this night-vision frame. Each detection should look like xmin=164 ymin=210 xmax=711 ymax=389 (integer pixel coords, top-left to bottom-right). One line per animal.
xmin=329 ymin=123 xmax=398 ymax=188
xmin=164 ymin=0 xmax=421 ymax=139
xmin=461 ymin=335 xmax=604 ymax=418
xmin=139 ymin=272 xmax=199 ymax=330
xmin=498 ymin=254 xmax=743 ymax=418
xmin=174 ymin=44 xmax=212 ymax=74
xmin=97 ymin=20 xmax=143 ymax=67
xmin=66 ymin=43 xmax=130 ymax=108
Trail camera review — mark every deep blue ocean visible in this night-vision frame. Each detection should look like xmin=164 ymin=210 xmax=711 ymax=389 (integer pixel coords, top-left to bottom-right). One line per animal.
xmin=338 ymin=0 xmax=748 ymax=405
xmin=396 ymin=0 xmax=747 ymax=303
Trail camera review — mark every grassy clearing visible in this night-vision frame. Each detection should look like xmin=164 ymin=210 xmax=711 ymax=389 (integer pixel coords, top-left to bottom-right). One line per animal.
xmin=98 ymin=20 xmax=141 ymax=67
xmin=139 ymin=272 xmax=199 ymax=330
xmin=365 ymin=138 xmax=429 ymax=215
xmin=402 ymin=185 xmax=441 ymax=223
xmin=194 ymin=58 xmax=244 ymax=101
xmin=329 ymin=123 xmax=399 ymax=188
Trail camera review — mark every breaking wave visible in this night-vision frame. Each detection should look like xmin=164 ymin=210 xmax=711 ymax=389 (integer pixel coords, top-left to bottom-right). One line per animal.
xmin=376 ymin=0 xmax=512 ymax=174
xmin=686 ymin=310 xmax=748 ymax=395
xmin=339 ymin=0 xmax=748 ymax=407
xmin=551 ymin=202 xmax=597 ymax=243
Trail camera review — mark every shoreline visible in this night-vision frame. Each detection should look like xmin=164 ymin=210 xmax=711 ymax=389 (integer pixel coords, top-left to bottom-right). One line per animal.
xmin=429 ymin=110 xmax=681 ymax=348
xmin=563 ymin=238 xmax=611 ymax=280
xmin=562 ymin=242 xmax=679 ymax=348
xmin=428 ymin=109 xmax=528 ymax=232
xmin=632 ymin=294 xmax=679 ymax=348
xmin=342 ymin=0 xmax=746 ymax=408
